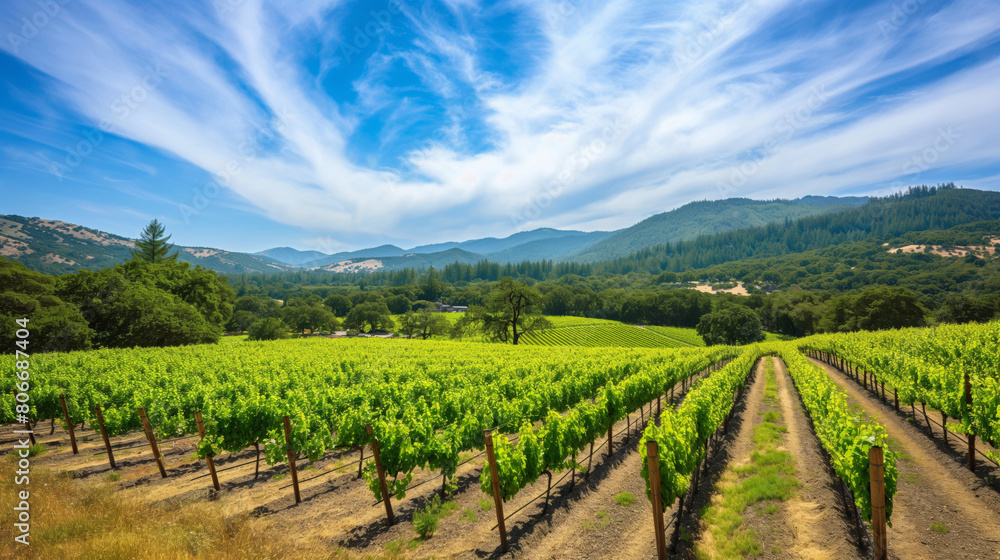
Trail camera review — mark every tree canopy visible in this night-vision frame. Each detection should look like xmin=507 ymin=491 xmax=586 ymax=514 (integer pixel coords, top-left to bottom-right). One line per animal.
xmin=697 ymin=306 xmax=766 ymax=346
xmin=130 ymin=219 xmax=177 ymax=263
xmin=458 ymin=277 xmax=551 ymax=344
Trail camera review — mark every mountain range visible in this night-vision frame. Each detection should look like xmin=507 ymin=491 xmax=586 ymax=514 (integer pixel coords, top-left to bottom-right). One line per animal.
xmin=2 ymin=195 xmax=869 ymax=275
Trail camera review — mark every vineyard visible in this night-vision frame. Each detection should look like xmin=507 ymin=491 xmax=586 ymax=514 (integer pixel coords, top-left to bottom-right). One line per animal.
xmin=519 ymin=323 xmax=696 ymax=348
xmin=3 ymin=323 xmax=1000 ymax=559
xmin=642 ymin=326 xmax=706 ymax=347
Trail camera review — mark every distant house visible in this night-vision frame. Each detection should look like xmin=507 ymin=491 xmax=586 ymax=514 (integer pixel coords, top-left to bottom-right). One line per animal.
xmin=435 ymin=302 xmax=468 ymax=313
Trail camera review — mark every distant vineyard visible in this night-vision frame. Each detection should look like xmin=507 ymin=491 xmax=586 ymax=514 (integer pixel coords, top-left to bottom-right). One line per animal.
xmin=643 ymin=326 xmax=705 ymax=347
xmin=520 ymin=324 xmax=691 ymax=348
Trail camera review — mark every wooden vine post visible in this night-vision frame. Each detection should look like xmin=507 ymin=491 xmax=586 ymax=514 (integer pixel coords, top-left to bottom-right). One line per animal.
xmin=59 ymin=395 xmax=78 ymax=454
xmin=869 ymin=446 xmax=887 ymax=560
xmin=13 ymin=389 xmax=36 ymax=445
xmin=483 ymin=429 xmax=508 ymax=553
xmin=357 ymin=445 xmax=365 ymax=479
xmin=137 ymin=407 xmax=167 ymax=478
xmin=646 ymin=440 xmax=668 ymax=560
xmin=283 ymin=416 xmax=302 ymax=504
xmin=94 ymin=405 xmax=116 ymax=469
xmin=964 ymin=373 xmax=975 ymax=472
xmin=365 ymin=424 xmax=394 ymax=523
xmin=607 ymin=419 xmax=614 ymax=458
xmin=194 ymin=412 xmax=220 ymax=491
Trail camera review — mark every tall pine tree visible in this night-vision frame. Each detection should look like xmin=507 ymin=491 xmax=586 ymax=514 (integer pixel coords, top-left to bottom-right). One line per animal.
xmin=131 ymin=219 xmax=177 ymax=263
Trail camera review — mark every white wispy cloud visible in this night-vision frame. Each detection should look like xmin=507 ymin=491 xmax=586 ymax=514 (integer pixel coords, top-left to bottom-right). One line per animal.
xmin=2 ymin=0 xmax=998 ymax=247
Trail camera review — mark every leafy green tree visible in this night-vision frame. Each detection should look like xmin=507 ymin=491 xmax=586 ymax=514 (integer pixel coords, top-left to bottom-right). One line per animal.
xmin=420 ymin=267 xmax=446 ymax=301
xmin=246 ymin=317 xmax=289 ymax=341
xmin=344 ymin=300 xmax=395 ymax=333
xmin=281 ymin=304 xmax=339 ymax=334
xmin=399 ymin=309 xmax=449 ymax=339
xmin=936 ymin=293 xmax=998 ymax=324
xmin=696 ymin=306 xmax=765 ymax=346
xmin=130 ymin=219 xmax=177 ymax=263
xmin=821 ymin=286 xmax=927 ymax=332
xmin=398 ymin=311 xmax=420 ymax=338
xmin=458 ymin=277 xmax=551 ymax=345
xmin=851 ymin=286 xmax=928 ymax=331
xmin=57 ymin=260 xmax=232 ymax=348
xmin=0 ymin=258 xmax=92 ymax=352
xmin=226 ymin=310 xmax=257 ymax=332
xmin=122 ymin=259 xmax=235 ymax=330
xmin=324 ymin=294 xmax=352 ymax=316
xmin=386 ymin=294 xmax=412 ymax=315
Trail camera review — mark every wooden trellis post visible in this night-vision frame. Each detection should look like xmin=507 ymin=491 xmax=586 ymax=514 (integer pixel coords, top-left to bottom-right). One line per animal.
xmin=59 ymin=395 xmax=78 ymax=454
xmin=94 ymin=405 xmax=116 ymax=469
xmin=366 ymin=424 xmax=394 ymax=523
xmin=284 ymin=416 xmax=301 ymax=503
xmin=138 ymin=407 xmax=167 ymax=478
xmin=869 ymin=446 xmax=887 ymax=560
xmin=964 ymin=373 xmax=975 ymax=472
xmin=646 ymin=440 xmax=668 ymax=560
xmin=483 ymin=429 xmax=508 ymax=553
xmin=195 ymin=412 xmax=220 ymax=491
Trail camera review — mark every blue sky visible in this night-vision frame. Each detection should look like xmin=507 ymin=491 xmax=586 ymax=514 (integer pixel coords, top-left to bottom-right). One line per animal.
xmin=1 ymin=0 xmax=999 ymax=253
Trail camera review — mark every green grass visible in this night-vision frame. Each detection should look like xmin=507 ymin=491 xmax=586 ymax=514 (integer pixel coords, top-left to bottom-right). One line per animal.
xmin=479 ymin=497 xmax=493 ymax=511
xmin=459 ymin=509 xmax=477 ymax=522
xmin=385 ymin=538 xmax=422 ymax=554
xmin=103 ymin=472 xmax=120 ymax=482
xmin=615 ymin=491 xmax=637 ymax=507
xmin=413 ymin=495 xmax=460 ymax=538
xmin=582 ymin=510 xmax=613 ymax=530
xmin=930 ymin=522 xmax=949 ymax=534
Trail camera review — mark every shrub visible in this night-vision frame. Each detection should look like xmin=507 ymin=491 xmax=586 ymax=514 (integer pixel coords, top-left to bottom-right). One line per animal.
xmin=414 ymin=511 xmax=438 ymax=538
xmin=246 ymin=318 xmax=289 ymax=341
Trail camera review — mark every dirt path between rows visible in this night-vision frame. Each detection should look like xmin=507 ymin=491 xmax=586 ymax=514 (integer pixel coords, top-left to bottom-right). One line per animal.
xmin=772 ymin=358 xmax=862 ymax=560
xmin=689 ymin=358 xmax=861 ymax=559
xmin=687 ymin=356 xmax=768 ymax=558
xmin=808 ymin=357 xmax=1000 ymax=560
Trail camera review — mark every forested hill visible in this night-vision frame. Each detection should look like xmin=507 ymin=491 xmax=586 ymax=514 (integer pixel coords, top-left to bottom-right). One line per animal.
xmin=599 ymin=184 xmax=1000 ymax=275
xmin=568 ymin=195 xmax=868 ymax=262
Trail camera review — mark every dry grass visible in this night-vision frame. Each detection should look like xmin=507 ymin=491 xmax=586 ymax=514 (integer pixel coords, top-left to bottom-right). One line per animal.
xmin=0 ymin=456 xmax=396 ymax=560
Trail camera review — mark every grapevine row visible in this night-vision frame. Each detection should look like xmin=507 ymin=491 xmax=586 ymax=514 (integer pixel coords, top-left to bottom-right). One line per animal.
xmin=775 ymin=347 xmax=898 ymax=523
xmin=798 ymin=322 xmax=1000 ymax=450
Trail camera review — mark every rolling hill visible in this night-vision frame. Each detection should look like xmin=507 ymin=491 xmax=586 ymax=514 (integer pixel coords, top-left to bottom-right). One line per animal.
xmin=568 ymin=196 xmax=869 ymax=262
xmin=0 ymin=216 xmax=295 ymax=275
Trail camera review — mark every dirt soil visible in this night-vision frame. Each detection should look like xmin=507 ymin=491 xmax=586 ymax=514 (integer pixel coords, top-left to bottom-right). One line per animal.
xmin=807 ymin=356 xmax=1000 ymax=560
